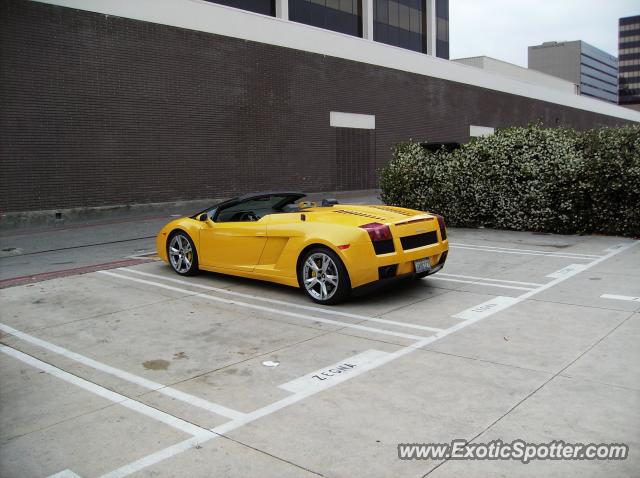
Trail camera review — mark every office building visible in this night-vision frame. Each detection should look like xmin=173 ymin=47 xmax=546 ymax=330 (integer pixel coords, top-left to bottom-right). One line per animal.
xmin=529 ymin=40 xmax=618 ymax=104
xmin=453 ymin=56 xmax=579 ymax=95
xmin=209 ymin=0 xmax=449 ymax=57
xmin=619 ymin=15 xmax=640 ymax=110
xmin=0 ymin=0 xmax=638 ymax=215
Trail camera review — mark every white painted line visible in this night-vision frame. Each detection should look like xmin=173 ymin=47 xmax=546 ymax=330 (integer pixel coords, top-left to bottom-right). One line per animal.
xmin=125 ymin=252 xmax=158 ymax=260
xmin=428 ymin=277 xmax=534 ymax=291
xmin=0 ymin=345 xmax=214 ymax=438
xmin=452 ymin=242 xmax=638 ymax=321
xmin=439 ymin=273 xmax=545 ymax=287
xmin=211 ymin=306 xmax=520 ymax=437
xmin=98 ymin=240 xmax=639 ymax=478
xmin=122 ymin=268 xmax=444 ymax=333
xmin=452 ymin=296 xmax=520 ymax=320
xmin=99 ymin=434 xmax=212 ymax=478
xmin=450 ymin=242 xmax=601 ymax=259
xmin=517 ymin=243 xmax=635 ymax=300
xmin=451 ymin=245 xmax=598 ymax=260
xmin=545 ymin=264 xmax=588 ymax=279
xmin=279 ymin=349 xmax=390 ymax=394
xmin=47 ymin=471 xmax=83 ymax=478
xmin=99 ymin=271 xmax=430 ymax=341
xmin=600 ymin=294 xmax=640 ymax=303
xmin=0 ymin=322 xmax=245 ymax=421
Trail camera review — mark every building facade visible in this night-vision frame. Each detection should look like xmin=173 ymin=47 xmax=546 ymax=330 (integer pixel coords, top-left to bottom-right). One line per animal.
xmin=453 ymin=56 xmax=579 ymax=95
xmin=619 ymin=15 xmax=640 ymax=110
xmin=0 ymin=0 xmax=638 ymax=215
xmin=528 ymin=41 xmax=619 ymax=104
xmin=205 ymin=0 xmax=449 ymax=58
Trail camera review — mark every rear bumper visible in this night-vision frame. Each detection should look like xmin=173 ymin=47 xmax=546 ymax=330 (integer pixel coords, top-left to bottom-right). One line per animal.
xmin=340 ymin=230 xmax=448 ymax=284
xmin=351 ymin=252 xmax=447 ymax=296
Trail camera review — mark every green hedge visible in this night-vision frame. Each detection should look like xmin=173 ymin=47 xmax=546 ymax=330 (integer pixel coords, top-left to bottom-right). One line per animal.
xmin=379 ymin=124 xmax=640 ymax=236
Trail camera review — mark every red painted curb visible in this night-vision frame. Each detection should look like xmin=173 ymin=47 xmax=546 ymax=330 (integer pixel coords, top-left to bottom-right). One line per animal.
xmin=0 ymin=258 xmax=153 ymax=289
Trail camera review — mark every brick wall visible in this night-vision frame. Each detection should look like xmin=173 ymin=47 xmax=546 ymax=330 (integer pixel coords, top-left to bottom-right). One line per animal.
xmin=0 ymin=0 xmax=629 ymax=212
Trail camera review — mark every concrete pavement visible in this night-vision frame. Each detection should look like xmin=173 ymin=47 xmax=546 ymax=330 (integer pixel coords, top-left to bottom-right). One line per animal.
xmin=0 ymin=205 xmax=639 ymax=477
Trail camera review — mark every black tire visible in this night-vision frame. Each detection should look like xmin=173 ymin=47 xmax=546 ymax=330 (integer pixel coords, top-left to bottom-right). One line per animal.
xmin=297 ymin=247 xmax=351 ymax=305
xmin=167 ymin=231 xmax=199 ymax=276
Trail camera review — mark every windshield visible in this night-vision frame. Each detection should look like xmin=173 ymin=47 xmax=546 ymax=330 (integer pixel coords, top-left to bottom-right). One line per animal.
xmin=190 ymin=192 xmax=305 ymax=221
xmin=214 ymin=194 xmax=302 ymax=222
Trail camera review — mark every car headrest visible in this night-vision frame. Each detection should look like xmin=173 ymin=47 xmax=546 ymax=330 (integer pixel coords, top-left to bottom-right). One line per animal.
xmin=321 ymin=198 xmax=339 ymax=206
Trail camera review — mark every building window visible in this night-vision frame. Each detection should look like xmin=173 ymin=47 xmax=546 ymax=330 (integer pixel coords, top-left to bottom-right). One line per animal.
xmin=373 ymin=0 xmax=426 ymax=53
xmin=203 ymin=0 xmax=275 ymax=16
xmin=289 ymin=0 xmax=363 ymax=37
xmin=435 ymin=0 xmax=449 ymax=59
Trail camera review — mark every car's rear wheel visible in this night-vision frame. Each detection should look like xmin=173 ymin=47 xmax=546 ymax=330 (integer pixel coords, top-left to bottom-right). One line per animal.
xmin=168 ymin=232 xmax=199 ymax=276
xmin=298 ymin=247 xmax=350 ymax=305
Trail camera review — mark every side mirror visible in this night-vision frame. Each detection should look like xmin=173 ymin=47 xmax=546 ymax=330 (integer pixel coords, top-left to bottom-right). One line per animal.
xmin=198 ymin=213 xmax=208 ymax=222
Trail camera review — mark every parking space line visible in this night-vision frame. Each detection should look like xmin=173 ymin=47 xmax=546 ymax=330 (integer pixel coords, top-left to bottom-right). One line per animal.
xmin=0 ymin=345 xmax=215 ymax=438
xmin=125 ymin=252 xmax=160 ymax=260
xmin=101 ymin=315 xmax=497 ymax=478
xmin=449 ymin=242 xmax=601 ymax=259
xmin=122 ymin=269 xmax=444 ymax=333
xmin=450 ymin=244 xmax=599 ymax=260
xmin=96 ymin=240 xmax=638 ymax=478
xmin=545 ymin=264 xmax=588 ymax=279
xmin=452 ymin=296 xmax=520 ymax=320
xmin=99 ymin=271 xmax=435 ymax=339
xmin=47 ymin=470 xmax=83 ymax=478
xmin=600 ymin=294 xmax=640 ymax=303
xmin=438 ymin=273 xmax=544 ymax=287
xmin=428 ymin=277 xmax=535 ymax=291
xmin=99 ymin=435 xmax=212 ymax=478
xmin=278 ymin=349 xmax=390 ymax=394
xmin=452 ymin=241 xmax=638 ymax=322
xmin=0 ymin=322 xmax=246 ymax=420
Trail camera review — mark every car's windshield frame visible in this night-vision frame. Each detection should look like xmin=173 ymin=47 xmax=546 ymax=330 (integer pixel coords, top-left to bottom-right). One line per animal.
xmin=190 ymin=192 xmax=305 ymax=223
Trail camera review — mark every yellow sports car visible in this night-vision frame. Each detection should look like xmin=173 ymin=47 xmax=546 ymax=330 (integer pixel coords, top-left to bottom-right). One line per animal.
xmin=156 ymin=192 xmax=448 ymax=304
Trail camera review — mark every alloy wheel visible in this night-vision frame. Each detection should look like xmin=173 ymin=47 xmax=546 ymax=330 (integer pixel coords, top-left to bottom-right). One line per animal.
xmin=169 ymin=234 xmax=194 ymax=274
xmin=302 ymin=252 xmax=339 ymax=301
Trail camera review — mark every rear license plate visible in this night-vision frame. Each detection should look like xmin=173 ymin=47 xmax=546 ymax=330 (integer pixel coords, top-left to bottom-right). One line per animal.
xmin=414 ymin=258 xmax=431 ymax=274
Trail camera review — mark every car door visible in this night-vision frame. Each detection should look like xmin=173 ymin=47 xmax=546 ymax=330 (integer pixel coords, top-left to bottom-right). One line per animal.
xmin=198 ymin=218 xmax=267 ymax=272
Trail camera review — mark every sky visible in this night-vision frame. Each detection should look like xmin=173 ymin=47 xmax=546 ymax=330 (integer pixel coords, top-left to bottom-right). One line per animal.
xmin=449 ymin=0 xmax=639 ymax=66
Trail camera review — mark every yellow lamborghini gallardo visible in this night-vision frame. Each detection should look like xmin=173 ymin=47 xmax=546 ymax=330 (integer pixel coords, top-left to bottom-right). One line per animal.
xmin=156 ymin=192 xmax=448 ymax=304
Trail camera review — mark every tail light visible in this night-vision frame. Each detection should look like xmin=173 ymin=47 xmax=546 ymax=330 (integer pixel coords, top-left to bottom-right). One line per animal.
xmin=360 ymin=222 xmax=395 ymax=254
xmin=360 ymin=222 xmax=392 ymax=241
xmin=436 ymin=215 xmax=447 ymax=241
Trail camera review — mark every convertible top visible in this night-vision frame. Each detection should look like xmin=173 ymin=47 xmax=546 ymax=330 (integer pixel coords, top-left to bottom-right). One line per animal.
xmin=191 ymin=191 xmax=306 ymax=219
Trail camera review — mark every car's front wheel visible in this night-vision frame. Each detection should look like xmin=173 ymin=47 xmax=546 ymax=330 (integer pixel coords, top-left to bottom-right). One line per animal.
xmin=298 ymin=247 xmax=350 ymax=305
xmin=168 ymin=231 xmax=199 ymax=276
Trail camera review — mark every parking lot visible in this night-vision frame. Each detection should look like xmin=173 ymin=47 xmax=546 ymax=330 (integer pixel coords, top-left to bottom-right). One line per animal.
xmin=1 ymin=224 xmax=639 ymax=477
